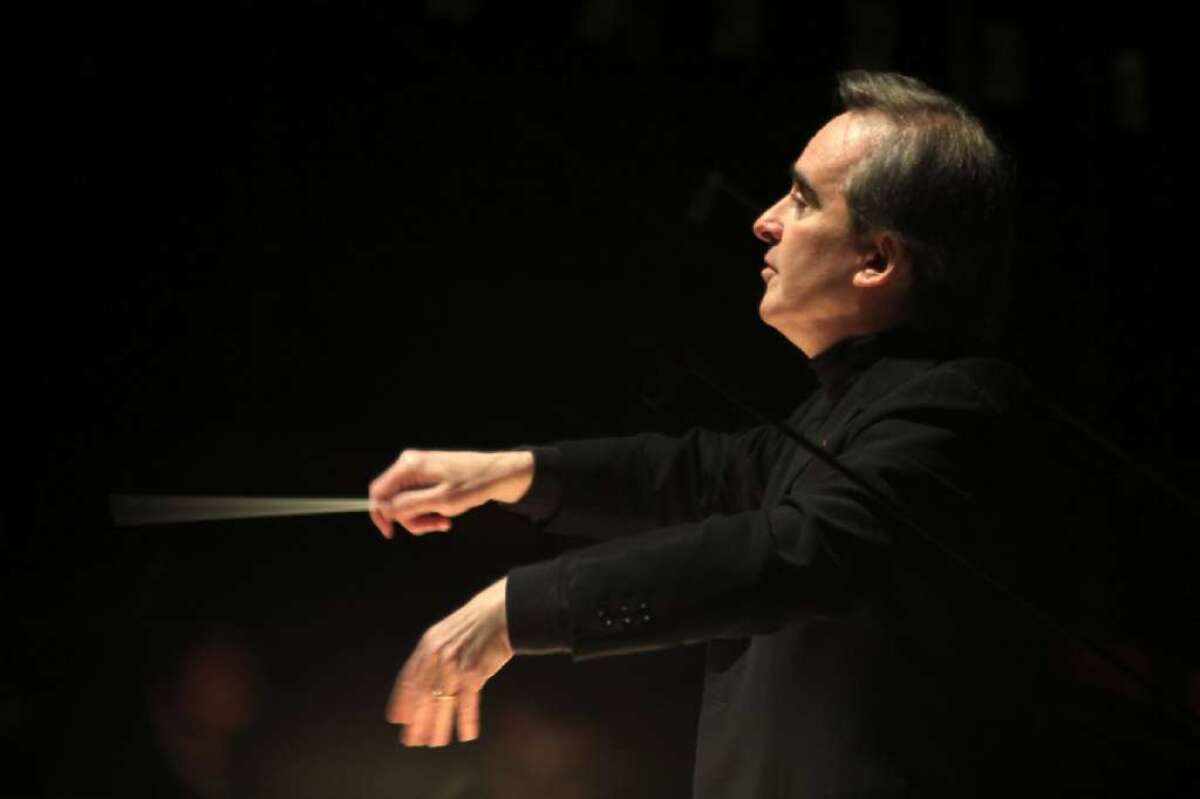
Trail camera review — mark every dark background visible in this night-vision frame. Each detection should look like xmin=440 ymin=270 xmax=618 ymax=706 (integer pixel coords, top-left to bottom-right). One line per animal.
xmin=16 ymin=1 xmax=1197 ymax=796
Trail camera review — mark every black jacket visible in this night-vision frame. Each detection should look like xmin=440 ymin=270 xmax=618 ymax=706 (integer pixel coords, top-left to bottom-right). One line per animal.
xmin=499 ymin=327 xmax=1196 ymax=797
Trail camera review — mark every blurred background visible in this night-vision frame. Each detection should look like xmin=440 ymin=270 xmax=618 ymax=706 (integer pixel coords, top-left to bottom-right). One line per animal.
xmin=16 ymin=1 xmax=1196 ymax=796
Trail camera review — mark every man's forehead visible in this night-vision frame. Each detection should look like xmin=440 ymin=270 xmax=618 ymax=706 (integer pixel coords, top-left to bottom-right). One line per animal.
xmin=795 ymin=111 xmax=890 ymax=193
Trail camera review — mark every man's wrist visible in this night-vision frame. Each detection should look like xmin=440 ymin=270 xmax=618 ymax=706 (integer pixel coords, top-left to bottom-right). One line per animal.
xmin=491 ymin=450 xmax=535 ymax=504
xmin=492 ymin=576 xmax=514 ymax=657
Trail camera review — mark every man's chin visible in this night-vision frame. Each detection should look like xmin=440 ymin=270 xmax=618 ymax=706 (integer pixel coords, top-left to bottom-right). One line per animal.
xmin=758 ymin=297 xmax=779 ymax=325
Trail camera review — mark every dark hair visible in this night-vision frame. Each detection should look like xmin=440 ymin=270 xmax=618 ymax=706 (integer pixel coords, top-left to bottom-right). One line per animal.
xmin=836 ymin=70 xmax=1013 ymax=349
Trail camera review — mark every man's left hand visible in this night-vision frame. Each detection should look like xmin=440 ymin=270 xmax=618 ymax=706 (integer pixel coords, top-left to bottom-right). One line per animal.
xmin=387 ymin=577 xmax=513 ymax=746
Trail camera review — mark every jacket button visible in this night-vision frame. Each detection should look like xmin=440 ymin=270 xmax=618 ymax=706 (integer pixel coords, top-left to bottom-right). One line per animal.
xmin=641 ymin=613 xmax=653 ymax=624
xmin=603 ymin=617 xmax=614 ymax=628
xmin=596 ymin=607 xmax=607 ymax=619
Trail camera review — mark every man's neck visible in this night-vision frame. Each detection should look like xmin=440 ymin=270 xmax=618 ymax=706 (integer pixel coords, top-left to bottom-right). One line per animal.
xmin=789 ymin=322 xmax=893 ymax=359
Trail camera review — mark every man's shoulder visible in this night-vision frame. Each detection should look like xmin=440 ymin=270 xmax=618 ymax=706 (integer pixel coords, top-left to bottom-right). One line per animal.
xmin=858 ymin=353 xmax=1033 ymax=417
xmin=933 ymin=356 xmax=1033 ymax=412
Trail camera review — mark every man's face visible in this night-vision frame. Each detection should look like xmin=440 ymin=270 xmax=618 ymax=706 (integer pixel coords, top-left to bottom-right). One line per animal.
xmin=753 ymin=111 xmax=890 ymax=355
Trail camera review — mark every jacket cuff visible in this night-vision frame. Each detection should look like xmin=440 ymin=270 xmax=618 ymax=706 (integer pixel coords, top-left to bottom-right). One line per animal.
xmin=506 ymin=558 xmax=571 ymax=655
xmin=496 ymin=446 xmax=564 ymax=524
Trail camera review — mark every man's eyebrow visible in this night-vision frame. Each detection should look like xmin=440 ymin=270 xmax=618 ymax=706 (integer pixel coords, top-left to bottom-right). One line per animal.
xmin=791 ymin=166 xmax=822 ymax=208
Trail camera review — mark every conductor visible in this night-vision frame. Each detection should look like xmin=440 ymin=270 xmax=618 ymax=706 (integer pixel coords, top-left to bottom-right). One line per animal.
xmin=367 ymin=71 xmax=1151 ymax=796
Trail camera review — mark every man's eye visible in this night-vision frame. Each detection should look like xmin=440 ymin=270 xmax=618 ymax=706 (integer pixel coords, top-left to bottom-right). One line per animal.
xmin=791 ymin=193 xmax=807 ymax=209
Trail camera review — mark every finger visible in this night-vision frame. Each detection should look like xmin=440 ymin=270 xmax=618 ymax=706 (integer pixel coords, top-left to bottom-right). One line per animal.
xmin=388 ymin=649 xmax=433 ymax=724
xmin=391 ymin=675 xmax=428 ymax=727
xmin=370 ymin=506 xmax=393 ymax=539
xmin=423 ymin=654 xmax=461 ymax=746
xmin=386 ymin=669 xmax=415 ymax=725
xmin=456 ymin=691 xmax=480 ymax=742
xmin=387 ymin=485 xmax=445 ymax=524
xmin=429 ymin=694 xmax=456 ymax=747
xmin=410 ymin=685 xmax=454 ymax=747
xmin=402 ymin=512 xmax=452 ymax=536
xmin=403 ymin=699 xmax=436 ymax=747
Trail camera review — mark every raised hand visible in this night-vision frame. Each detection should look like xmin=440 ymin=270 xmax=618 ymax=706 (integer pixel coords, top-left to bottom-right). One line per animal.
xmin=368 ymin=449 xmax=534 ymax=539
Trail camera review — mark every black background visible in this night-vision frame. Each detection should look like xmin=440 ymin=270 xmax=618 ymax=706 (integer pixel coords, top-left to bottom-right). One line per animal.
xmin=16 ymin=2 xmax=1197 ymax=796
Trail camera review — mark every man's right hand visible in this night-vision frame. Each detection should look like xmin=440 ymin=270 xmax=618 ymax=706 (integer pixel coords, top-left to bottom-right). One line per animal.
xmin=368 ymin=450 xmax=535 ymax=539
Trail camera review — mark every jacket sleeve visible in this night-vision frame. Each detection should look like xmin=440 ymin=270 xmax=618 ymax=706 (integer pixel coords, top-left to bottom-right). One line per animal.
xmin=497 ymin=399 xmax=817 ymax=540
xmin=505 ymin=366 xmax=1008 ymax=657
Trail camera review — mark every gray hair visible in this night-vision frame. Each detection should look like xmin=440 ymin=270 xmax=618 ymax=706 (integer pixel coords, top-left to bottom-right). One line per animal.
xmin=836 ymin=70 xmax=1013 ymax=348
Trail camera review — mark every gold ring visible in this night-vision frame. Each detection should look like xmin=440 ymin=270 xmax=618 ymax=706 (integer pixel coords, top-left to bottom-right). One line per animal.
xmin=431 ymin=688 xmax=457 ymax=700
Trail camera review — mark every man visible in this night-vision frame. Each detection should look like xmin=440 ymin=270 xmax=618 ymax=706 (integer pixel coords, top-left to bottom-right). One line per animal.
xmin=367 ymin=72 xmax=1122 ymax=795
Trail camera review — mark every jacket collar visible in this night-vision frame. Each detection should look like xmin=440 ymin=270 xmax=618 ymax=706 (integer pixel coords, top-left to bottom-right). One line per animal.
xmin=809 ymin=324 xmax=952 ymax=408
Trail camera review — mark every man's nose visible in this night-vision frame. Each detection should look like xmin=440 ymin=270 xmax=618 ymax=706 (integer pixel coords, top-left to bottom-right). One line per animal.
xmin=753 ymin=209 xmax=781 ymax=244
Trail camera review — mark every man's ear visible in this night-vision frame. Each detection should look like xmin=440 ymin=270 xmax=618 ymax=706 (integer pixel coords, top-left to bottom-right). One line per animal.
xmin=852 ymin=233 xmax=908 ymax=288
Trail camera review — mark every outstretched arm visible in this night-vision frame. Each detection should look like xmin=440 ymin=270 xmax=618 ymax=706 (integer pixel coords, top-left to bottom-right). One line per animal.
xmin=498 ymin=398 xmax=818 ymax=539
xmin=367 ymin=395 xmax=816 ymax=541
